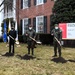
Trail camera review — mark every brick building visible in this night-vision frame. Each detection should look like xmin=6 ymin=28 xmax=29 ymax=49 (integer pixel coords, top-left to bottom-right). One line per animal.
xmin=16 ymin=0 xmax=54 ymax=35
xmin=3 ymin=0 xmax=75 ymax=46
xmin=3 ymin=0 xmax=55 ymax=43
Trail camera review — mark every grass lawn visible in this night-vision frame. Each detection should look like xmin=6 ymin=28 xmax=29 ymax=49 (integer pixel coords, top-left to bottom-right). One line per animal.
xmin=0 ymin=42 xmax=75 ymax=75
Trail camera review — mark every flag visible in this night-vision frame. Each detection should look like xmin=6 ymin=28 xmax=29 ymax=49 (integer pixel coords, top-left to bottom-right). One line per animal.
xmin=15 ymin=20 xmax=18 ymax=41
xmin=8 ymin=19 xmax=11 ymax=32
xmin=7 ymin=20 xmax=11 ymax=42
xmin=3 ymin=21 xmax=7 ymax=42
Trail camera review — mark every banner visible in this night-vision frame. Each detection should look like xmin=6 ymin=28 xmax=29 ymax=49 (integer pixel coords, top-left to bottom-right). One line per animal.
xmin=59 ymin=23 xmax=75 ymax=40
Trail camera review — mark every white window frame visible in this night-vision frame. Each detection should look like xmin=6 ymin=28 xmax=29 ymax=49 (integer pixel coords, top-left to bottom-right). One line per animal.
xmin=36 ymin=16 xmax=44 ymax=33
xmin=23 ymin=0 xmax=28 ymax=9
xmin=36 ymin=0 xmax=44 ymax=5
xmin=51 ymin=0 xmax=57 ymax=1
xmin=22 ymin=18 xmax=28 ymax=35
xmin=54 ymin=0 xmax=57 ymax=1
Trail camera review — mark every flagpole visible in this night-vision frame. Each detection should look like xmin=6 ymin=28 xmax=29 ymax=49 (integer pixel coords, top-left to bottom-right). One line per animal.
xmin=15 ymin=20 xmax=18 ymax=41
xmin=15 ymin=19 xmax=20 ymax=47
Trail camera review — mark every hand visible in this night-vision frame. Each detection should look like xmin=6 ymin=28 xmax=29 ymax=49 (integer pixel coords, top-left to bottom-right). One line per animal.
xmin=51 ymin=34 xmax=53 ymax=36
xmin=26 ymin=34 xmax=28 ymax=36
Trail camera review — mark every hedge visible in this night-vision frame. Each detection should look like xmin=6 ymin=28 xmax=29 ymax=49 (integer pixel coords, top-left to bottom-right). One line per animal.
xmin=18 ymin=34 xmax=75 ymax=47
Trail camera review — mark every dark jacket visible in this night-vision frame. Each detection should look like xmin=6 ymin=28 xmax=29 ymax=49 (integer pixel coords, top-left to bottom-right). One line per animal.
xmin=9 ymin=29 xmax=16 ymax=44
xmin=26 ymin=29 xmax=36 ymax=41
xmin=51 ymin=28 xmax=62 ymax=42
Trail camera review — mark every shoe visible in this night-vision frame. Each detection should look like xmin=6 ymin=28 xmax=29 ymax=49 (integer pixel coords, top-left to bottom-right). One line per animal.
xmin=52 ymin=55 xmax=57 ymax=57
xmin=59 ymin=55 xmax=61 ymax=57
xmin=32 ymin=53 xmax=34 ymax=55
xmin=34 ymin=46 xmax=37 ymax=48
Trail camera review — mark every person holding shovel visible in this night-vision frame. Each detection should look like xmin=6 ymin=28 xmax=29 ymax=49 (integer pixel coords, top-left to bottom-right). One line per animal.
xmin=9 ymin=26 xmax=16 ymax=54
xmin=51 ymin=24 xmax=62 ymax=57
xmin=25 ymin=25 xmax=36 ymax=55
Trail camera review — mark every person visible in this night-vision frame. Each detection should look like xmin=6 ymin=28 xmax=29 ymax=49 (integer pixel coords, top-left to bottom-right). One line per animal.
xmin=51 ymin=24 xmax=62 ymax=57
xmin=25 ymin=25 xmax=36 ymax=55
xmin=8 ymin=26 xmax=16 ymax=54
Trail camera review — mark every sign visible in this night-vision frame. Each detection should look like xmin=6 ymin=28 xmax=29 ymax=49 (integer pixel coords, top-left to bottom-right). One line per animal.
xmin=59 ymin=23 xmax=75 ymax=40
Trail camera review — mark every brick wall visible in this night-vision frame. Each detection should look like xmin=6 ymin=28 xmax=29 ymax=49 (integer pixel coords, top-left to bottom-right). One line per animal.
xmin=16 ymin=0 xmax=54 ymax=34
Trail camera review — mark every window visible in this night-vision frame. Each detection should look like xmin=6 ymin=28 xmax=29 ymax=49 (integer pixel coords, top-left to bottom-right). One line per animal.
xmin=23 ymin=0 xmax=28 ymax=9
xmin=36 ymin=16 xmax=44 ymax=33
xmin=33 ymin=16 xmax=47 ymax=33
xmin=51 ymin=0 xmax=57 ymax=1
xmin=36 ymin=0 xmax=43 ymax=5
xmin=22 ymin=18 xmax=28 ymax=34
xmin=34 ymin=0 xmax=47 ymax=6
xmin=54 ymin=0 xmax=57 ymax=1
